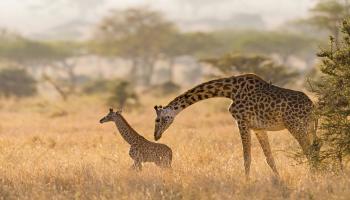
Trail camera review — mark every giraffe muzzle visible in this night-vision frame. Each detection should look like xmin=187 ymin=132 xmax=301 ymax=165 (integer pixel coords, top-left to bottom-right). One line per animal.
xmin=154 ymin=132 xmax=161 ymax=141
xmin=154 ymin=136 xmax=160 ymax=141
xmin=99 ymin=118 xmax=106 ymax=123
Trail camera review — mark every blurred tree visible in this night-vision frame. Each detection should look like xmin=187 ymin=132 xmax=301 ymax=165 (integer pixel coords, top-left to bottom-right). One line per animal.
xmin=310 ymin=19 xmax=350 ymax=170
xmin=0 ymin=67 xmax=37 ymax=98
xmin=43 ymin=41 xmax=84 ymax=95
xmin=175 ymin=32 xmax=222 ymax=58
xmin=0 ymin=31 xmax=84 ymax=100
xmin=211 ymin=30 xmax=318 ymax=65
xmin=241 ymin=32 xmax=317 ymax=64
xmin=162 ymin=31 xmax=220 ymax=83
xmin=0 ymin=31 xmax=78 ymax=68
xmin=202 ymin=53 xmax=300 ymax=87
xmin=82 ymin=79 xmax=113 ymax=94
xmin=0 ymin=30 xmax=57 ymax=66
xmin=92 ymin=7 xmax=177 ymax=86
xmin=299 ymin=0 xmax=350 ymax=46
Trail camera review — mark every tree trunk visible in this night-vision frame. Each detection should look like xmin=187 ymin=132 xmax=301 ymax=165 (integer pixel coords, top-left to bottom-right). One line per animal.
xmin=168 ymin=58 xmax=175 ymax=83
xmin=130 ymin=59 xmax=139 ymax=83
xmin=42 ymin=74 xmax=68 ymax=101
xmin=141 ymin=59 xmax=155 ymax=87
xmin=62 ymin=60 xmax=77 ymax=94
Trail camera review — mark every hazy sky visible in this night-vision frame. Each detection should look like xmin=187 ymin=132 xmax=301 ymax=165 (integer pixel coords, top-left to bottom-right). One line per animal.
xmin=0 ymin=0 xmax=317 ymax=36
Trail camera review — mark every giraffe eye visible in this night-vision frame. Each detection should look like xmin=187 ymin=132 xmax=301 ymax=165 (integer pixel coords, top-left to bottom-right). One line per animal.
xmin=156 ymin=119 xmax=160 ymax=123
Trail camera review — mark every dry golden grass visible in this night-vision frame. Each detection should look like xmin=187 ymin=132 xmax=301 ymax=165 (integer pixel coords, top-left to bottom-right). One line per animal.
xmin=0 ymin=95 xmax=349 ymax=200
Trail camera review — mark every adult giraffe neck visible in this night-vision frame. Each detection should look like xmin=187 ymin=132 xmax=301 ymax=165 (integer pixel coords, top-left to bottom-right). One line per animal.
xmin=165 ymin=77 xmax=237 ymax=115
xmin=113 ymin=114 xmax=145 ymax=145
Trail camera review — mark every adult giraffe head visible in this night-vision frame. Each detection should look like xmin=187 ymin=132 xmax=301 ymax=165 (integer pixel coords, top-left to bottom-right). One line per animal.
xmin=154 ymin=105 xmax=175 ymax=141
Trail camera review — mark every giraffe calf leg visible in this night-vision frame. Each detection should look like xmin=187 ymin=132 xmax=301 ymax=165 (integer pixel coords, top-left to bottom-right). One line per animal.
xmin=155 ymin=156 xmax=172 ymax=169
xmin=131 ymin=160 xmax=142 ymax=171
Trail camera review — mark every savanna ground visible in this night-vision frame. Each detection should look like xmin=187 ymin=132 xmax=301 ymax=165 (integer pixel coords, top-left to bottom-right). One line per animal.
xmin=0 ymin=95 xmax=349 ymax=200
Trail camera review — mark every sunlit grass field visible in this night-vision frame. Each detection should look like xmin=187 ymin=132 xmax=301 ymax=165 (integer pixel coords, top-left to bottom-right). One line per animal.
xmin=0 ymin=95 xmax=349 ymax=199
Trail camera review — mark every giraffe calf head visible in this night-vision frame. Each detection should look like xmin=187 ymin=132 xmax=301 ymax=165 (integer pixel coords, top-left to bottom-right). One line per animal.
xmin=154 ymin=105 xmax=175 ymax=141
xmin=99 ymin=108 xmax=122 ymax=123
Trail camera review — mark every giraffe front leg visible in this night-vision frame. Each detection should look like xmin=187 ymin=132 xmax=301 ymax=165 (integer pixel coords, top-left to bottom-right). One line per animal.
xmin=285 ymin=121 xmax=315 ymax=168
xmin=237 ymin=121 xmax=252 ymax=180
xmin=255 ymin=130 xmax=279 ymax=176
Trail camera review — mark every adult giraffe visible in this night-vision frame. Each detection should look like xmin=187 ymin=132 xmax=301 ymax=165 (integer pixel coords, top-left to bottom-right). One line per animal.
xmin=153 ymin=74 xmax=320 ymax=178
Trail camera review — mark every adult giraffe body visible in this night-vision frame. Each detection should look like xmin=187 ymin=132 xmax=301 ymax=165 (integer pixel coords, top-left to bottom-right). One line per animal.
xmin=154 ymin=73 xmax=320 ymax=178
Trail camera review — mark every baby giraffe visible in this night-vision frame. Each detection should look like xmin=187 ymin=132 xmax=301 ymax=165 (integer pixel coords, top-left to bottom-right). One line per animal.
xmin=99 ymin=108 xmax=172 ymax=171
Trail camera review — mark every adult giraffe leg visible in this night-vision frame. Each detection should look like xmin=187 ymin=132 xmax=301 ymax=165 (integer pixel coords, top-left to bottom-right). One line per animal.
xmin=237 ymin=121 xmax=252 ymax=180
xmin=255 ymin=130 xmax=279 ymax=176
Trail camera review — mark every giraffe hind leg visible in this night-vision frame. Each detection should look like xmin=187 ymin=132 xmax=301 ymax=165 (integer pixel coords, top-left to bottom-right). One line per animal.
xmin=156 ymin=156 xmax=172 ymax=169
xmin=255 ymin=130 xmax=279 ymax=176
xmin=164 ymin=157 xmax=172 ymax=168
xmin=237 ymin=121 xmax=252 ymax=180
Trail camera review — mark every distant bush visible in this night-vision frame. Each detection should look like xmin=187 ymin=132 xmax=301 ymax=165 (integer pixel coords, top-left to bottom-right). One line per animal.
xmin=83 ymin=78 xmax=140 ymax=109
xmin=0 ymin=68 xmax=37 ymax=98
xmin=107 ymin=80 xmax=139 ymax=109
xmin=83 ymin=79 xmax=139 ymax=108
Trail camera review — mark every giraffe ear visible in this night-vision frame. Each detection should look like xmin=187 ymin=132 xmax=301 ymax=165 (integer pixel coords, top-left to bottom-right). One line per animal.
xmin=154 ymin=105 xmax=162 ymax=115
